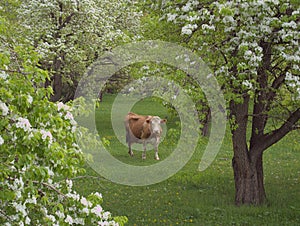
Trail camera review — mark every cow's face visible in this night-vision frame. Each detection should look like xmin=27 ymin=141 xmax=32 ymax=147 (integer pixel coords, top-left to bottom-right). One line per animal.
xmin=147 ymin=116 xmax=166 ymax=135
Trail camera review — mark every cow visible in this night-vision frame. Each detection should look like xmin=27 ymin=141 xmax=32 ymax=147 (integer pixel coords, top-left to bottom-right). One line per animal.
xmin=124 ymin=112 xmax=166 ymax=160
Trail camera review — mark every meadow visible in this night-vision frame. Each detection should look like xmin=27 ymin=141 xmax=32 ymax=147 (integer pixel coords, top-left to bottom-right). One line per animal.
xmin=74 ymin=94 xmax=300 ymax=225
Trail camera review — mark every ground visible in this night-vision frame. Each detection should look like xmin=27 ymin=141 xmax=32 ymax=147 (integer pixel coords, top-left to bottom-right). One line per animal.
xmin=74 ymin=94 xmax=300 ymax=225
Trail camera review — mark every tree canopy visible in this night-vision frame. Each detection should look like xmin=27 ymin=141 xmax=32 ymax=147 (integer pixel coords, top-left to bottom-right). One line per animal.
xmin=158 ymin=0 xmax=300 ymax=205
xmin=17 ymin=0 xmax=141 ymax=102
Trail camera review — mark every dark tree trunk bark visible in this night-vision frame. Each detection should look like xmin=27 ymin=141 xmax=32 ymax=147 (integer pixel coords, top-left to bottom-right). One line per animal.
xmin=230 ymin=94 xmax=266 ymax=205
xmin=231 ymin=100 xmax=299 ymax=206
xmin=50 ymin=74 xmax=62 ymax=102
xmin=202 ymin=109 xmax=211 ymax=137
xmin=232 ymin=151 xmax=266 ymax=205
xmin=44 ymin=56 xmax=63 ymax=102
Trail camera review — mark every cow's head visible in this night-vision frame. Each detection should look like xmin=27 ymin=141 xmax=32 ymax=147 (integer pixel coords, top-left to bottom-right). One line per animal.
xmin=146 ymin=116 xmax=167 ymax=136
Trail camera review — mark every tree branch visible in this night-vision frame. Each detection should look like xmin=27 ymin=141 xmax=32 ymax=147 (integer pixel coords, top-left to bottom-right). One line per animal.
xmin=293 ymin=125 xmax=300 ymax=130
xmin=0 ymin=68 xmax=29 ymax=75
xmin=33 ymin=181 xmax=66 ymax=198
xmin=261 ymin=108 xmax=300 ymax=151
xmin=58 ymin=12 xmax=76 ymax=30
xmin=265 ymin=67 xmax=290 ymax=111
xmin=0 ymin=209 xmax=12 ymax=222
xmin=270 ymin=72 xmax=287 ymax=90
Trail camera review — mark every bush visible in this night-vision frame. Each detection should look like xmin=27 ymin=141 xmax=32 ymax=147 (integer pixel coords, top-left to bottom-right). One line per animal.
xmin=0 ymin=38 xmax=127 ymax=225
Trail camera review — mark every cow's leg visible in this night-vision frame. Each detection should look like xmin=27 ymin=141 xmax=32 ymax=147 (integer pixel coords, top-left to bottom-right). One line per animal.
xmin=154 ymin=147 xmax=159 ymax=160
xmin=142 ymin=141 xmax=146 ymax=160
xmin=154 ymin=139 xmax=160 ymax=160
xmin=128 ymin=142 xmax=134 ymax=157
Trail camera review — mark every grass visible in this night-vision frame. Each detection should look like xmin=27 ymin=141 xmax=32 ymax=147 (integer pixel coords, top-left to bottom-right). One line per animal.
xmin=74 ymin=94 xmax=300 ymax=225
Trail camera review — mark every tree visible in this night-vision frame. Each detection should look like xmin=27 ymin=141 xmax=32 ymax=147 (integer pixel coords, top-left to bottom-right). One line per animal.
xmin=0 ymin=16 xmax=127 ymax=225
xmin=17 ymin=0 xmax=141 ymax=102
xmin=134 ymin=4 xmax=211 ymax=135
xmin=159 ymin=0 xmax=300 ymax=205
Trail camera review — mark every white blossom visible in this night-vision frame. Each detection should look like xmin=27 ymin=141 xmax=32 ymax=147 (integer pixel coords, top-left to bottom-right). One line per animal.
xmin=27 ymin=95 xmax=33 ymax=104
xmin=242 ymin=80 xmax=253 ymax=89
xmin=64 ymin=111 xmax=74 ymax=121
xmin=93 ymin=192 xmax=103 ymax=199
xmin=47 ymin=215 xmax=56 ymax=222
xmin=80 ymin=196 xmax=91 ymax=207
xmin=222 ymin=16 xmax=235 ymax=24
xmin=81 ymin=207 xmax=89 ymax=214
xmin=55 ymin=210 xmax=65 ymax=219
xmin=25 ymin=216 xmax=31 ymax=225
xmin=187 ymin=15 xmax=199 ymax=22
xmin=98 ymin=221 xmax=109 ymax=226
xmin=0 ymin=135 xmax=4 ymax=145
xmin=181 ymin=24 xmax=197 ymax=35
xmin=25 ymin=196 xmax=37 ymax=205
xmin=40 ymin=129 xmax=53 ymax=142
xmin=45 ymin=166 xmax=54 ymax=177
xmin=102 ymin=211 xmax=111 ymax=220
xmin=166 ymin=13 xmax=177 ymax=22
xmin=282 ymin=21 xmax=297 ymax=29
xmin=91 ymin=205 xmax=103 ymax=217
xmin=13 ymin=202 xmax=27 ymax=217
xmin=57 ymin=102 xmax=70 ymax=111
xmin=67 ymin=192 xmax=80 ymax=201
xmin=201 ymin=24 xmax=215 ymax=31
xmin=244 ymin=50 xmax=253 ymax=60
xmin=73 ymin=218 xmax=85 ymax=225
xmin=0 ymin=71 xmax=8 ymax=80
xmin=16 ymin=117 xmax=32 ymax=132
xmin=0 ymin=101 xmax=9 ymax=116
xmin=182 ymin=3 xmax=192 ymax=12
xmin=15 ymin=190 xmax=21 ymax=199
xmin=65 ymin=215 xmax=73 ymax=225
xmin=71 ymin=125 xmax=77 ymax=133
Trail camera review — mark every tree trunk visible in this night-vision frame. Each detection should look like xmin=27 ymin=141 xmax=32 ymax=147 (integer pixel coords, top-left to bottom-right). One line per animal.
xmin=50 ymin=74 xmax=62 ymax=102
xmin=232 ymin=151 xmax=266 ymax=206
xmin=230 ymin=94 xmax=266 ymax=205
xmin=46 ymin=56 xmax=63 ymax=102
xmin=202 ymin=109 xmax=211 ymax=137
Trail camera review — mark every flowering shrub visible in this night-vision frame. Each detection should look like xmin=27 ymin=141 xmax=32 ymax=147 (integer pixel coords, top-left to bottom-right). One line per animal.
xmin=0 ymin=26 xmax=127 ymax=226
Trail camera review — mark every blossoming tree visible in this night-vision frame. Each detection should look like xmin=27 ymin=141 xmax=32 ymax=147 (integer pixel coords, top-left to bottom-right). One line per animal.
xmin=160 ymin=0 xmax=300 ymax=205
xmin=0 ymin=16 xmax=127 ymax=225
xmin=17 ymin=0 xmax=141 ymax=102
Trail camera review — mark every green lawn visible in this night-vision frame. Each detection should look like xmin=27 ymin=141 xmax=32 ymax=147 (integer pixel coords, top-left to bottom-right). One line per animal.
xmin=74 ymin=94 xmax=300 ymax=225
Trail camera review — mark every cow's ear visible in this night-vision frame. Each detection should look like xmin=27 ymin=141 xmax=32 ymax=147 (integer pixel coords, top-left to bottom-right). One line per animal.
xmin=146 ymin=116 xmax=152 ymax=123
xmin=160 ymin=119 xmax=167 ymax=124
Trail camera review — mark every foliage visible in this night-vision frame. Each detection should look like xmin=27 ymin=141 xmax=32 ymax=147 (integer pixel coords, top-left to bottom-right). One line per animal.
xmin=16 ymin=0 xmax=142 ymax=101
xmin=160 ymin=0 xmax=300 ymax=109
xmin=0 ymin=17 xmax=127 ymax=225
xmin=155 ymin=0 xmax=300 ymax=150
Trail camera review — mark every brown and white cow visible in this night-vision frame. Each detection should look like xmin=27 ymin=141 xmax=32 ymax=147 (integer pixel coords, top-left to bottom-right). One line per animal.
xmin=124 ymin=112 xmax=166 ymax=160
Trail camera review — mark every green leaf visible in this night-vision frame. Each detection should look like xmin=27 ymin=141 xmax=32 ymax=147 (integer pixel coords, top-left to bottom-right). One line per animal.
xmin=219 ymin=7 xmax=234 ymax=16
xmin=0 ymin=189 xmax=16 ymax=201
